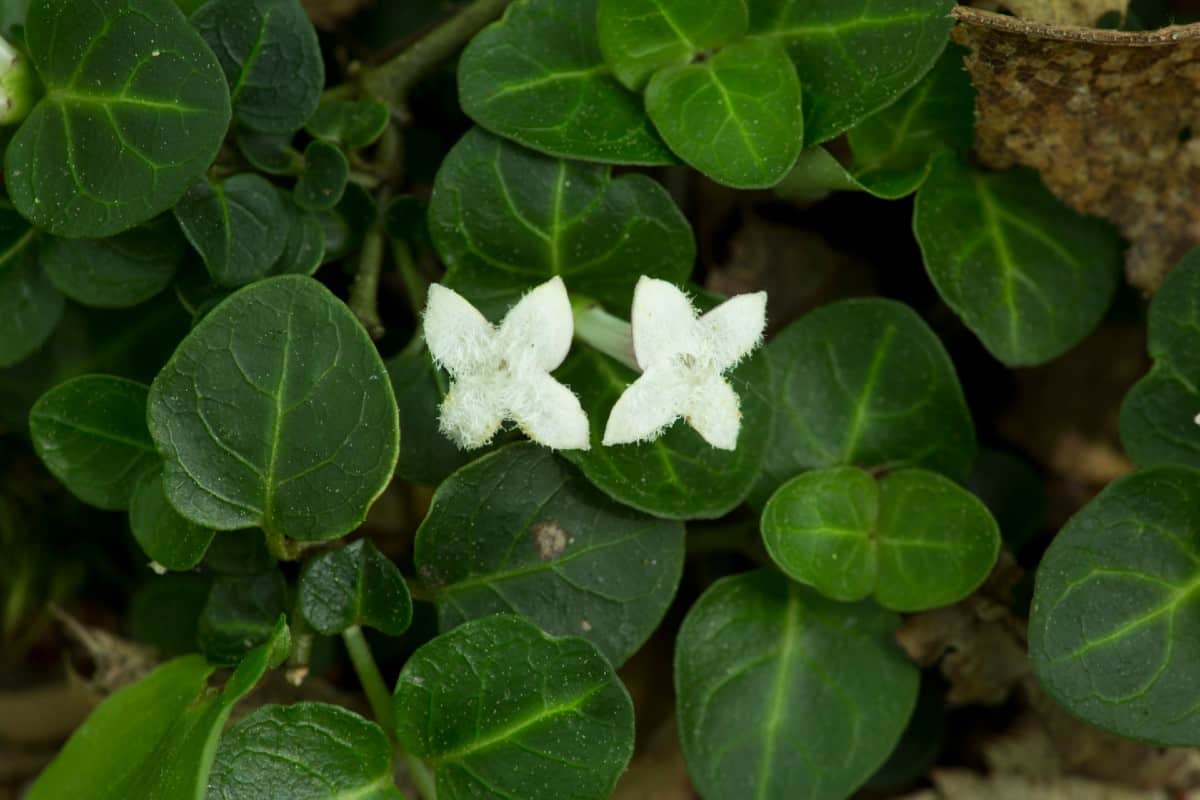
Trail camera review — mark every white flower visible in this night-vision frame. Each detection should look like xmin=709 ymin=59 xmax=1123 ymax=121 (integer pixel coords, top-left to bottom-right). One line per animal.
xmin=424 ymin=276 xmax=589 ymax=451
xmin=602 ymin=277 xmax=767 ymax=450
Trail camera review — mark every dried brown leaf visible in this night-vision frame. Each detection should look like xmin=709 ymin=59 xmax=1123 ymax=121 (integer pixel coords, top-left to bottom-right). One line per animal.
xmin=953 ymin=7 xmax=1200 ymax=291
xmin=904 ymin=770 xmax=1174 ymax=800
xmin=973 ymin=1 xmax=1128 ymax=27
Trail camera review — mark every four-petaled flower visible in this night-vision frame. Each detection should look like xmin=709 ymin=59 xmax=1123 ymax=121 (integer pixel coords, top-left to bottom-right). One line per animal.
xmin=602 ymin=277 xmax=767 ymax=450
xmin=424 ymin=276 xmax=589 ymax=451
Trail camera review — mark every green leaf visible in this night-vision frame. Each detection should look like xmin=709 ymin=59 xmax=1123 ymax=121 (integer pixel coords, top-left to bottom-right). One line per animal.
xmin=749 ymin=0 xmax=955 ymax=145
xmin=174 ymin=174 xmax=291 ymax=288
xmin=1120 ymin=249 xmax=1200 ymax=469
xmin=761 ymin=467 xmax=1000 ymax=611
xmin=393 ymin=614 xmax=635 ymax=800
xmin=675 ymin=569 xmax=919 ymax=800
xmin=40 ymin=217 xmax=186 ymax=309
xmin=299 ymin=539 xmax=413 ymax=636
xmin=192 ymin=0 xmax=323 ymax=134
xmin=415 ymin=443 xmax=685 ymax=666
xmin=7 ymin=0 xmax=231 ymax=238
xmin=198 ymin=570 xmax=288 ymax=664
xmin=0 ymin=204 xmax=62 ymax=367
xmin=147 ymin=276 xmax=400 ymax=542
xmin=386 ymin=344 xmax=479 ymax=485
xmin=320 ymin=183 xmax=376 ymax=263
xmin=458 ymin=0 xmax=673 ymax=165
xmin=306 ymin=99 xmax=391 ymax=148
xmin=646 ymin=37 xmax=802 ymax=189
xmin=752 ymin=298 xmax=976 ymax=507
xmin=29 ymin=376 xmax=158 ymax=510
xmin=130 ymin=464 xmax=217 ymax=571
xmin=561 ymin=347 xmax=772 ymax=519
xmin=430 ymin=127 xmax=694 ymax=317
xmin=967 ymin=448 xmax=1046 ymax=554
xmin=236 ymin=129 xmax=303 ymax=175
xmin=130 ymin=573 xmax=212 ymax=656
xmin=209 ymin=703 xmax=403 ymax=800
xmin=596 ymin=0 xmax=748 ymax=90
xmin=26 ymin=619 xmax=288 ymax=800
xmin=914 ymin=157 xmax=1122 ymax=366
xmin=1029 ymin=466 xmax=1200 ymax=745
xmin=294 ymin=140 xmax=349 ymax=212
xmin=271 ymin=192 xmax=326 ymax=276
xmin=204 ymin=529 xmax=275 ymax=576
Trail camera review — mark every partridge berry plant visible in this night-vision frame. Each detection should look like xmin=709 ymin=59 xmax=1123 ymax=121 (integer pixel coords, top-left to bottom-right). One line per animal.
xmin=2 ymin=0 xmax=1196 ymax=799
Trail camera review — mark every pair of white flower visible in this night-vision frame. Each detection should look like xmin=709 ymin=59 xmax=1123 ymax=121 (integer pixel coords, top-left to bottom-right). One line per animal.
xmin=423 ymin=276 xmax=767 ymax=452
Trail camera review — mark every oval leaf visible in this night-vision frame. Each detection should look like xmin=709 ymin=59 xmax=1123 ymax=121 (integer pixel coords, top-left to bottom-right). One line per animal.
xmin=561 ymin=346 xmax=772 ymax=519
xmin=299 ymin=539 xmax=413 ymax=636
xmin=415 ymin=443 xmax=685 ymax=665
xmin=430 ymin=127 xmax=694 ymax=317
xmin=1120 ymin=249 xmax=1200 ymax=469
xmin=174 ymin=174 xmax=290 ymax=288
xmin=30 ymin=375 xmax=158 ymax=510
xmin=147 ymin=276 xmax=400 ymax=541
xmin=192 ymin=0 xmax=323 ymax=134
xmin=271 ymin=192 xmax=326 ymax=276
xmin=209 ymin=703 xmax=403 ymax=800
xmin=130 ymin=464 xmax=217 ymax=570
xmin=1030 ymin=466 xmax=1200 ymax=745
xmin=749 ymin=0 xmax=955 ymax=145
xmin=596 ymin=0 xmax=748 ymax=90
xmin=393 ymin=614 xmax=635 ymax=800
xmin=676 ymin=569 xmax=919 ymax=800
xmin=40 ymin=217 xmax=185 ymax=309
xmin=306 ymin=99 xmax=390 ymax=148
xmin=753 ymin=298 xmax=976 ymax=506
xmin=294 ymin=140 xmax=349 ymax=212
xmin=914 ymin=156 xmax=1122 ymax=366
xmin=646 ymin=37 xmax=803 ymax=189
xmin=762 ymin=467 xmax=1000 ymax=611
xmin=458 ymin=0 xmax=673 ymax=165
xmin=0 ymin=205 xmax=61 ymax=367
xmin=7 ymin=0 xmax=231 ymax=238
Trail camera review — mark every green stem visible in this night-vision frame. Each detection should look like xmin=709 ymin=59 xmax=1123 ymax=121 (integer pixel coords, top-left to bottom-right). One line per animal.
xmin=402 ymin=750 xmax=438 ymax=800
xmin=342 ymin=625 xmax=396 ymax=733
xmin=350 ymin=224 xmax=387 ymax=340
xmin=361 ymin=0 xmax=512 ymax=117
xmin=392 ymin=237 xmax=427 ymax=316
xmin=571 ymin=299 xmax=639 ymax=371
xmin=263 ymin=527 xmax=303 ymax=561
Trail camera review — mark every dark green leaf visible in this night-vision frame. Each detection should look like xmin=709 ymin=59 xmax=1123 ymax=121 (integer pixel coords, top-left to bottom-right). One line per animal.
xmin=8 ymin=0 xmax=231 ymax=238
xmin=174 ymin=174 xmax=291 ymax=288
xmin=761 ymin=467 xmax=1000 ymax=611
xmin=430 ymin=127 xmax=694 ymax=317
xmin=1120 ymin=249 xmax=1200 ymax=469
xmin=1029 ymin=466 xmax=1200 ymax=745
xmin=914 ymin=157 xmax=1122 ymax=366
xmin=299 ymin=539 xmax=412 ymax=636
xmin=415 ymin=443 xmax=684 ymax=665
xmin=752 ymin=298 xmax=976 ymax=506
xmin=306 ymin=99 xmax=391 ymax=148
xmin=967 ymin=448 xmax=1046 ymax=554
xmin=192 ymin=0 xmax=323 ymax=134
xmin=209 ymin=703 xmax=403 ymax=800
xmin=198 ymin=570 xmax=288 ymax=664
xmin=393 ymin=614 xmax=635 ymax=800
xmin=294 ymin=140 xmax=349 ymax=212
xmin=561 ymin=347 xmax=772 ymax=519
xmin=321 ymin=183 xmax=376 ymax=263
xmin=387 ymin=344 xmax=477 ymax=485
xmin=749 ymin=0 xmax=955 ymax=145
xmin=40 ymin=217 xmax=186 ymax=309
xmin=236 ymin=129 xmax=303 ymax=175
xmin=130 ymin=464 xmax=217 ymax=571
xmin=596 ymin=0 xmax=748 ymax=90
xmin=148 ymin=276 xmax=400 ymax=541
xmin=130 ymin=573 xmax=212 ymax=656
xmin=458 ymin=0 xmax=673 ymax=165
xmin=29 ymin=376 xmax=158 ymax=510
xmin=271 ymin=192 xmax=326 ymax=276
xmin=646 ymin=37 xmax=803 ymax=188
xmin=676 ymin=569 xmax=918 ymax=800
xmin=204 ymin=529 xmax=276 ymax=576
xmin=0 ymin=204 xmax=61 ymax=367
xmin=26 ymin=619 xmax=288 ymax=800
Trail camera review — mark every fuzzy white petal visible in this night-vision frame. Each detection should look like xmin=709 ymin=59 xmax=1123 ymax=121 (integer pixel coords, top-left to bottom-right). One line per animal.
xmin=601 ymin=368 xmax=687 ymax=446
xmin=686 ymin=375 xmax=741 ymax=450
xmin=507 ymin=372 xmax=590 ymax=450
xmin=630 ymin=276 xmax=700 ymax=370
xmin=701 ymin=292 xmax=767 ymax=370
xmin=423 ymin=284 xmax=495 ymax=376
xmin=438 ymin=378 xmax=504 ymax=449
xmin=498 ymin=276 xmax=574 ymax=371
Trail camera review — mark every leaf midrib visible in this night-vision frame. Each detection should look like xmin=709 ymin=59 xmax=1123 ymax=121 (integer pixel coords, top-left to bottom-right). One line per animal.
xmin=754 ymin=584 xmax=799 ymax=800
